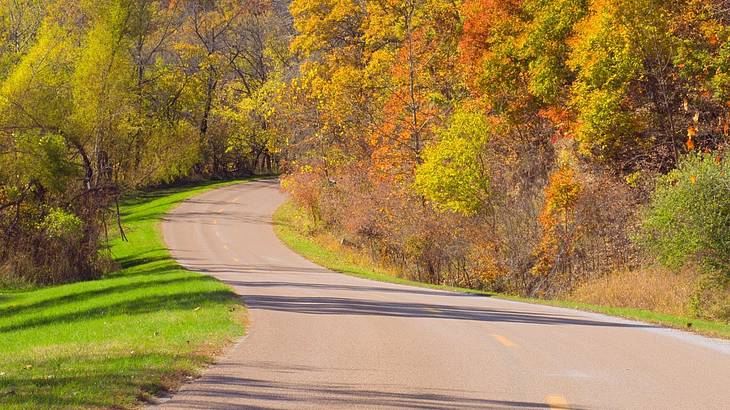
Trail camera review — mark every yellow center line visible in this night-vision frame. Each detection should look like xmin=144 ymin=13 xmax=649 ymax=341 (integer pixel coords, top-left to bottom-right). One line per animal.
xmin=218 ymin=208 xmax=225 ymax=213
xmin=546 ymin=395 xmax=569 ymax=409
xmin=223 ymin=244 xmax=230 ymax=251
xmin=232 ymin=257 xmax=240 ymax=263
xmin=491 ymin=334 xmax=517 ymax=348
xmin=213 ymin=219 xmax=218 ymax=225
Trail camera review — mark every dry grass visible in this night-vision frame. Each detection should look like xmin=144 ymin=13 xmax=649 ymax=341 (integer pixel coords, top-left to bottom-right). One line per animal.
xmin=570 ymin=267 xmax=698 ymax=317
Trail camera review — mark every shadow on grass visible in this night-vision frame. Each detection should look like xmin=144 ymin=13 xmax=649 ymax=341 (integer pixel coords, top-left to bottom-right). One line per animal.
xmin=0 ymin=352 xmax=211 ymax=408
xmin=0 ymin=275 xmax=213 ymax=318
xmin=114 ymin=251 xmax=170 ymax=270
xmin=0 ymin=288 xmax=235 ymax=333
xmin=119 ymin=179 xmax=241 ymax=209
xmin=119 ymin=177 xmax=265 ymax=222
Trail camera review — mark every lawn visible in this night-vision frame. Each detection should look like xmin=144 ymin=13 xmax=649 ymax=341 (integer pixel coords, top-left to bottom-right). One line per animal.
xmin=0 ymin=180 xmax=247 ymax=409
xmin=273 ymin=200 xmax=730 ymax=340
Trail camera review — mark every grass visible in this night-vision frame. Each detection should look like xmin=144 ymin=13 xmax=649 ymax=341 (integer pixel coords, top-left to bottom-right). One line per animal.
xmin=273 ymin=200 xmax=730 ymax=340
xmin=0 ymin=179 xmax=248 ymax=409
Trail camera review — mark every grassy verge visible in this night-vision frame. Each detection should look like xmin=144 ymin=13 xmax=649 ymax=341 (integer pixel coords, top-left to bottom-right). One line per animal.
xmin=273 ymin=200 xmax=730 ymax=340
xmin=0 ymin=179 xmax=248 ymax=409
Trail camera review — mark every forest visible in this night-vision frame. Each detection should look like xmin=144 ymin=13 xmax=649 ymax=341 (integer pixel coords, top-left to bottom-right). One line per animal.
xmin=1 ymin=0 xmax=729 ymax=321
xmin=0 ymin=0 xmax=290 ymax=283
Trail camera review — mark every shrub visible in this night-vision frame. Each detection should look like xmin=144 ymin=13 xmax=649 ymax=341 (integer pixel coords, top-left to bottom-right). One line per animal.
xmin=641 ymin=152 xmax=730 ymax=277
xmin=281 ymin=164 xmax=324 ymax=224
xmin=41 ymin=208 xmax=84 ymax=240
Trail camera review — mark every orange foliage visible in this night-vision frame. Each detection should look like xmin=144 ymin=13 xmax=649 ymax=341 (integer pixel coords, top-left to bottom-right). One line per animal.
xmin=370 ymin=28 xmax=441 ymax=181
xmin=539 ymin=107 xmax=574 ymax=143
xmin=458 ymin=0 xmax=521 ymax=90
xmin=533 ymin=166 xmax=583 ymax=277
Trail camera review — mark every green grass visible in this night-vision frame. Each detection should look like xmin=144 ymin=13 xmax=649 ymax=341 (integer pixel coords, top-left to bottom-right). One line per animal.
xmin=0 ymin=179 xmax=248 ymax=409
xmin=273 ymin=201 xmax=730 ymax=340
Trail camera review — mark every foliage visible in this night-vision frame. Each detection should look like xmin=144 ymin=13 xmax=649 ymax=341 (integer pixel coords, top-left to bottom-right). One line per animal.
xmin=2 ymin=0 xmax=730 ymax=319
xmin=642 ymin=152 xmax=730 ymax=276
xmin=40 ymin=208 xmax=84 ymax=240
xmin=532 ymin=164 xmax=584 ymax=281
xmin=280 ymin=0 xmax=730 ymax=311
xmin=415 ymin=108 xmax=492 ymax=215
xmin=0 ymin=0 xmax=292 ymax=284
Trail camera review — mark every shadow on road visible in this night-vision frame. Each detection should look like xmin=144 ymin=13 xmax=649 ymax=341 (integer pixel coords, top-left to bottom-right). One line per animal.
xmin=169 ymin=258 xmax=652 ymax=329
xmin=238 ymin=293 xmax=652 ymax=329
xmin=171 ymin=372 xmax=586 ymax=409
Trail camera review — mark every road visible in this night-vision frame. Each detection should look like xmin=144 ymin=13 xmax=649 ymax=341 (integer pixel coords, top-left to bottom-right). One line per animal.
xmin=158 ymin=179 xmax=730 ymax=409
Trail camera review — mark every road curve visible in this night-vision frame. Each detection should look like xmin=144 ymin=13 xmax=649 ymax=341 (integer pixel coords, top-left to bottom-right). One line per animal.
xmin=158 ymin=179 xmax=730 ymax=409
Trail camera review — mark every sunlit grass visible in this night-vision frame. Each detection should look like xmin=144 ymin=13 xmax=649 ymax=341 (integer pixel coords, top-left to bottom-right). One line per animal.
xmin=0 ymin=180 xmax=247 ymax=409
xmin=273 ymin=200 xmax=730 ymax=340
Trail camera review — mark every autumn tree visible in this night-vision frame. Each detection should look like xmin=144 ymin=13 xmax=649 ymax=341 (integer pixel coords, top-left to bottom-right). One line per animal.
xmin=0 ymin=0 xmax=291 ymax=283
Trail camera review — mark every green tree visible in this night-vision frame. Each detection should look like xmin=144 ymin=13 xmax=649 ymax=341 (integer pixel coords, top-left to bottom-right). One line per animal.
xmin=642 ymin=152 xmax=730 ymax=276
xmin=415 ymin=108 xmax=492 ymax=215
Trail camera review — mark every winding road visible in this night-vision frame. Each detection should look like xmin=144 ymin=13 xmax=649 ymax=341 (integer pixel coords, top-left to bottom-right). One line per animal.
xmin=158 ymin=179 xmax=730 ymax=409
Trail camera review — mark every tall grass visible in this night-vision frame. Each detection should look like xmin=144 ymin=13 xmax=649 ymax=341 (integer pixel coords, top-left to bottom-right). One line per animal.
xmin=570 ymin=268 xmax=698 ymax=317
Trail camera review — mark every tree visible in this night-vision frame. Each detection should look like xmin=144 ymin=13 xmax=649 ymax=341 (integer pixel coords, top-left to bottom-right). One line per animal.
xmin=0 ymin=0 xmax=292 ymax=283
xmin=415 ymin=108 xmax=492 ymax=215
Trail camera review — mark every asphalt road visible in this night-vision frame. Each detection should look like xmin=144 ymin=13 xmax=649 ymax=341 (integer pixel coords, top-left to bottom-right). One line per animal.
xmin=158 ymin=179 xmax=730 ymax=409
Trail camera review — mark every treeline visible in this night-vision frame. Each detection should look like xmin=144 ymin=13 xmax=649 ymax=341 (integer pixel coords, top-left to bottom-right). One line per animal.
xmin=0 ymin=0 xmax=291 ymax=283
xmin=280 ymin=0 xmax=730 ymax=316
xmin=2 ymin=0 xmax=729 ymax=318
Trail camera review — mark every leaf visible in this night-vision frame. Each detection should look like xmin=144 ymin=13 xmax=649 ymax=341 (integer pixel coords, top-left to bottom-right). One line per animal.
xmin=686 ymin=136 xmax=695 ymax=151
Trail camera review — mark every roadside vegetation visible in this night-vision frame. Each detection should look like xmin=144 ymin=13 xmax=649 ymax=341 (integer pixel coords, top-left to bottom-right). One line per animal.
xmin=0 ymin=181 xmax=245 ymax=409
xmin=279 ymin=0 xmax=730 ymax=326
xmin=274 ymin=201 xmax=730 ymax=339
xmin=0 ymin=1 xmax=291 ymax=286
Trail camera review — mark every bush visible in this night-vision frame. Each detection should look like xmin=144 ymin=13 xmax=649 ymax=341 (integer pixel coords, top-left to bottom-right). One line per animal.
xmin=641 ymin=152 xmax=730 ymax=276
xmin=281 ymin=164 xmax=324 ymax=224
xmin=41 ymin=208 xmax=84 ymax=240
